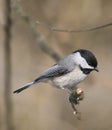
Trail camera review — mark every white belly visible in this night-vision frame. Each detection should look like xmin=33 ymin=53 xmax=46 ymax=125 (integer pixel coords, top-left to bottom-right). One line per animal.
xmin=51 ymin=66 xmax=87 ymax=89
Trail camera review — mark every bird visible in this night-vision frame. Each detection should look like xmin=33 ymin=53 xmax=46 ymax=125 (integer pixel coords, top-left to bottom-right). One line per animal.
xmin=13 ymin=49 xmax=98 ymax=94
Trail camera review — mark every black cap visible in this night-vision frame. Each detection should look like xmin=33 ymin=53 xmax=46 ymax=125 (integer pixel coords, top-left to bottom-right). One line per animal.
xmin=73 ymin=49 xmax=98 ymax=68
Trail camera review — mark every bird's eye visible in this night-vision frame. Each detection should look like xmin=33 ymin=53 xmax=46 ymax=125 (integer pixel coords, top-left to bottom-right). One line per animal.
xmin=82 ymin=69 xmax=93 ymax=74
xmin=79 ymin=66 xmax=93 ymax=74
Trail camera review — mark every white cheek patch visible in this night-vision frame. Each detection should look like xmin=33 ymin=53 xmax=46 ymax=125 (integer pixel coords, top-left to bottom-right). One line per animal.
xmin=74 ymin=52 xmax=94 ymax=69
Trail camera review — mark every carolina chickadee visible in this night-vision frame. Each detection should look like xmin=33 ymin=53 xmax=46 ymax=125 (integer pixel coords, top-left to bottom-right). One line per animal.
xmin=13 ymin=49 xmax=98 ymax=94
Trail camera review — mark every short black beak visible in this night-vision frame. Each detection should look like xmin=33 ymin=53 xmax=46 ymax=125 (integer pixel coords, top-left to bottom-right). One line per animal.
xmin=94 ymin=67 xmax=99 ymax=72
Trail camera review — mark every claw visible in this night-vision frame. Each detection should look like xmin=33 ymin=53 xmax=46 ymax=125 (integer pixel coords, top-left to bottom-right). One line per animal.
xmin=69 ymin=88 xmax=84 ymax=104
xmin=69 ymin=88 xmax=84 ymax=119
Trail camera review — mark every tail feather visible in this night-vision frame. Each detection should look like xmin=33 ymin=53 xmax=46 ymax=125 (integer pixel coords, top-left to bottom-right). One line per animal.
xmin=13 ymin=76 xmax=46 ymax=94
xmin=13 ymin=81 xmax=35 ymax=94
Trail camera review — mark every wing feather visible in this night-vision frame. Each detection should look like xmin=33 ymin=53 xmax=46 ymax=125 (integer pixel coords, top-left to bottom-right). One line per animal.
xmin=35 ymin=54 xmax=76 ymax=82
xmin=34 ymin=64 xmax=71 ymax=82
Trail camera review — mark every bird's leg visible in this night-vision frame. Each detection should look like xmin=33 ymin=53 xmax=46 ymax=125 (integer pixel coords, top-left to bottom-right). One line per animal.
xmin=69 ymin=88 xmax=84 ymax=104
xmin=69 ymin=88 xmax=84 ymax=119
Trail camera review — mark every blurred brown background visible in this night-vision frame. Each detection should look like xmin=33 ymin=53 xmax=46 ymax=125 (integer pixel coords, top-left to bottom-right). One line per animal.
xmin=0 ymin=0 xmax=112 ymax=130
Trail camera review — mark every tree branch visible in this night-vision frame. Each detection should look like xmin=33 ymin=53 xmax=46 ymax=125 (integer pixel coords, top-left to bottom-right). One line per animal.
xmin=11 ymin=0 xmax=61 ymax=62
xmin=4 ymin=0 xmax=14 ymax=130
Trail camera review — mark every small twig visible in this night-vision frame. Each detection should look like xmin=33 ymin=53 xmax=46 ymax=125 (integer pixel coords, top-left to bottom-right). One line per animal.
xmin=36 ymin=20 xmax=112 ymax=33
xmin=50 ymin=22 xmax=112 ymax=33
xmin=70 ymin=102 xmax=81 ymax=120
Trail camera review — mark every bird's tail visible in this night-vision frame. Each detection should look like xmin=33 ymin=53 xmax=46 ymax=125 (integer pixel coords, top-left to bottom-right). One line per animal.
xmin=13 ymin=77 xmax=42 ymax=94
xmin=13 ymin=81 xmax=35 ymax=94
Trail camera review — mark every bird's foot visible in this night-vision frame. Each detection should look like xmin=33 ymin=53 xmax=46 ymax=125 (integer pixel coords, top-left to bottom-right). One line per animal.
xmin=69 ymin=88 xmax=84 ymax=104
xmin=69 ymin=88 xmax=84 ymax=119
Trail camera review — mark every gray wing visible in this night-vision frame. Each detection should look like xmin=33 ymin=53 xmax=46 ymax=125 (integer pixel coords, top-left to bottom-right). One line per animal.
xmin=35 ymin=55 xmax=76 ymax=82
xmin=35 ymin=66 xmax=73 ymax=83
